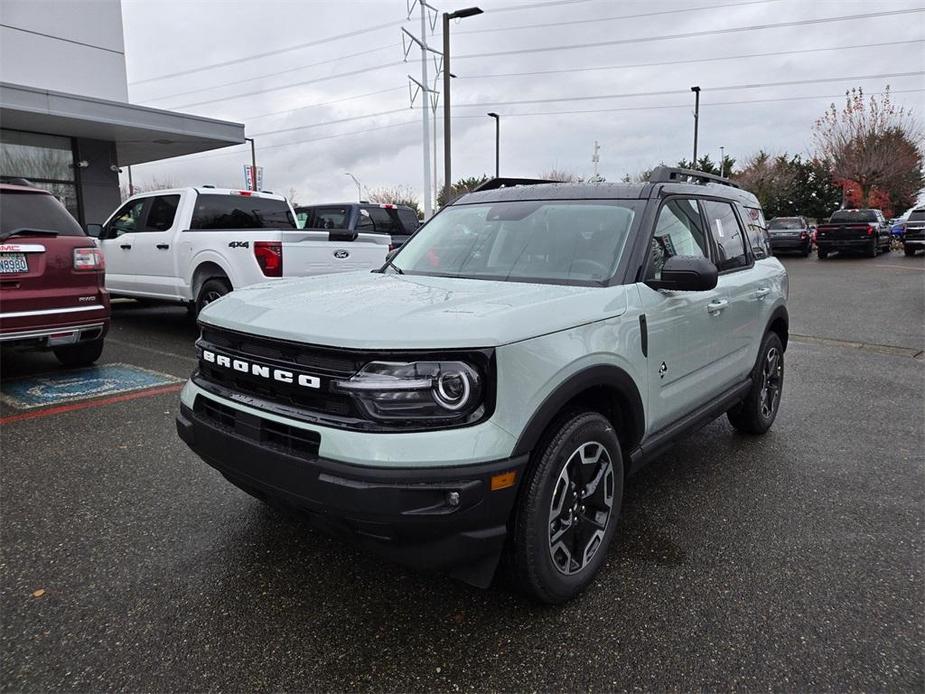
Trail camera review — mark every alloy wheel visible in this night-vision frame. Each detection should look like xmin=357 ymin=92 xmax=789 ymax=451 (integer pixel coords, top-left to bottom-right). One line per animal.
xmin=547 ymin=441 xmax=615 ymax=575
xmin=759 ymin=346 xmax=783 ymax=419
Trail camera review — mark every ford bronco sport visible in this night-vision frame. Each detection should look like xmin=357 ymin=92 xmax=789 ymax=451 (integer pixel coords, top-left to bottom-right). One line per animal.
xmin=176 ymin=168 xmax=789 ymax=603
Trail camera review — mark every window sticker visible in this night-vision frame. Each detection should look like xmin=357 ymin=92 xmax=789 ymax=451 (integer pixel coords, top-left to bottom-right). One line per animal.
xmin=715 ymin=218 xmax=725 ymax=238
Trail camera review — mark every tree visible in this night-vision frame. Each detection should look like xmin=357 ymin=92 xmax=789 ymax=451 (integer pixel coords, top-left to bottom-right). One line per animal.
xmin=540 ymin=168 xmax=580 ymax=182
xmin=366 ymin=185 xmax=422 ymax=217
xmin=676 ymin=154 xmax=736 ymax=177
xmin=812 ymin=86 xmax=924 ymax=217
xmin=732 ymin=152 xmax=842 ymax=221
xmin=436 ymin=175 xmax=489 ymax=207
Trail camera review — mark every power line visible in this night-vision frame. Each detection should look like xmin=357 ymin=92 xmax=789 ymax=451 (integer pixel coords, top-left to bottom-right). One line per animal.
xmin=460 ymin=39 xmax=925 ymax=80
xmin=139 ymin=42 xmax=399 ymax=104
xmin=452 ymin=0 xmax=782 ymax=35
xmin=454 ymin=8 xmax=925 ymax=59
xmin=250 ymin=108 xmax=411 ymax=137
xmin=242 ymin=87 xmax=406 ymax=122
xmin=452 ymin=71 xmax=925 ymax=108
xmin=128 ymin=19 xmax=406 ymax=86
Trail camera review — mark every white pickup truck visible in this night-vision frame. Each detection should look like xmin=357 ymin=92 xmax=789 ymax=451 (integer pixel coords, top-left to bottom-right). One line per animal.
xmin=89 ymin=187 xmax=389 ymax=313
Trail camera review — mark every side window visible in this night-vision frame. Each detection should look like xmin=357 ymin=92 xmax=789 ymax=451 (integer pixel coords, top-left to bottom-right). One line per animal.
xmin=105 ymin=199 xmax=146 ymax=237
xmin=737 ymin=203 xmax=771 ymax=260
xmin=310 ymin=207 xmax=349 ymax=230
xmin=356 ymin=208 xmax=374 ymax=231
xmin=294 ymin=208 xmax=311 ymax=229
xmin=397 ymin=208 xmax=421 ymax=232
xmin=363 ymin=207 xmax=398 ymax=233
xmin=647 ymin=198 xmax=708 ymax=278
xmin=703 ymin=200 xmax=748 ymax=271
xmin=143 ymin=195 xmax=180 ymax=231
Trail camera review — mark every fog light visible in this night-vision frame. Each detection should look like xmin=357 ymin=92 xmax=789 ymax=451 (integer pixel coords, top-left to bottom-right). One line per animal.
xmin=447 ymin=491 xmax=460 ymax=507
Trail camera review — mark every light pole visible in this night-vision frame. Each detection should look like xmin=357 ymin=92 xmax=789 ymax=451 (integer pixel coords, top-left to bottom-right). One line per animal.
xmin=690 ymin=86 xmax=701 ymax=167
xmin=487 ymin=112 xmax=500 ymax=178
xmin=345 ymin=172 xmax=361 ymax=202
xmin=443 ymin=5 xmax=483 ymax=201
xmin=719 ymin=145 xmax=725 ymax=177
xmin=245 ymin=137 xmax=257 ymax=190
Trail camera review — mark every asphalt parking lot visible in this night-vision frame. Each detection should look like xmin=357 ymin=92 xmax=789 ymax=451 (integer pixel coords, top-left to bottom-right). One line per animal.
xmin=2 ymin=252 xmax=923 ymax=692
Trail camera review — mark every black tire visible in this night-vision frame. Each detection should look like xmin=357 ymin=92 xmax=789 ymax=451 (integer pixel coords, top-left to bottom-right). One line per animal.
xmin=801 ymin=245 xmax=810 ymax=257
xmin=817 ymin=248 xmax=828 ymax=259
xmin=511 ymin=411 xmax=624 ymax=604
xmin=866 ymin=239 xmax=878 ymax=257
xmin=905 ymin=245 xmax=917 ymax=257
xmin=727 ymin=332 xmax=784 ymax=435
xmin=53 ymin=338 xmax=104 ymax=367
xmin=196 ymin=277 xmax=231 ymax=315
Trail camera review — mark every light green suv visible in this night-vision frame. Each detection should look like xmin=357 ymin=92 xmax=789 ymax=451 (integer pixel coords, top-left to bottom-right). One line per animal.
xmin=176 ymin=167 xmax=789 ymax=603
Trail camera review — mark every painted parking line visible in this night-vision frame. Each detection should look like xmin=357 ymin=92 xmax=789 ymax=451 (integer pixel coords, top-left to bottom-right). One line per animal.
xmin=0 ymin=363 xmax=183 ymax=410
xmin=0 ymin=383 xmax=183 ymax=425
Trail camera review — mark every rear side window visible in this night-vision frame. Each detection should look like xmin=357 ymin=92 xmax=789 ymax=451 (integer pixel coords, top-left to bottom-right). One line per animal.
xmin=145 ymin=195 xmax=179 ymax=231
xmin=829 ymin=210 xmax=877 ymax=223
xmin=361 ymin=207 xmax=398 ymax=233
xmin=703 ymin=200 xmax=748 ymax=271
xmin=647 ymin=198 xmax=708 ymax=278
xmin=190 ymin=194 xmax=296 ymax=230
xmin=908 ymin=209 xmax=925 ymax=222
xmin=305 ymin=206 xmax=350 ymax=230
xmin=397 ymin=208 xmax=420 ymax=232
xmin=0 ymin=190 xmax=85 ymax=236
xmin=738 ymin=204 xmax=771 ymax=259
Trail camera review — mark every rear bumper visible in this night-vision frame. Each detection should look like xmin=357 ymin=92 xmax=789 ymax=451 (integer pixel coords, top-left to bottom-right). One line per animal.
xmin=769 ymin=237 xmax=810 ymax=251
xmin=816 ymin=238 xmax=876 ymax=250
xmin=176 ymin=401 xmax=528 ymax=587
xmin=0 ymin=317 xmax=109 ymax=347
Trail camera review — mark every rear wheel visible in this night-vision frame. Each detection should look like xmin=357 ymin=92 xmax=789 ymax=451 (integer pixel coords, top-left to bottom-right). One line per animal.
xmin=196 ymin=277 xmax=231 ymax=315
xmin=905 ymin=245 xmax=917 ymax=257
xmin=817 ymin=248 xmax=828 ymax=259
xmin=53 ymin=338 xmax=104 ymax=367
xmin=727 ymin=332 xmax=784 ymax=435
xmin=866 ymin=239 xmax=878 ymax=257
xmin=511 ymin=411 xmax=623 ymax=604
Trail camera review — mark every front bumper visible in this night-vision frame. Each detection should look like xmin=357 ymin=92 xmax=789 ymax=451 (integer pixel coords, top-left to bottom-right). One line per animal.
xmin=176 ymin=399 xmax=528 ymax=587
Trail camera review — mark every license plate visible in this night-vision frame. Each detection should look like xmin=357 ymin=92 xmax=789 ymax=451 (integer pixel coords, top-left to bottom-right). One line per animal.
xmin=0 ymin=253 xmax=28 ymax=274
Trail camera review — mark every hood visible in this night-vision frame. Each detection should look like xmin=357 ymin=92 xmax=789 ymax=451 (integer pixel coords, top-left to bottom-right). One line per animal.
xmin=199 ymin=271 xmax=629 ymax=349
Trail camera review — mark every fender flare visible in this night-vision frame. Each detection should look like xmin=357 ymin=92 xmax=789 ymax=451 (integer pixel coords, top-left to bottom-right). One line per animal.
xmin=187 ymin=252 xmax=235 ymax=300
xmin=766 ymin=304 xmax=789 ymax=350
xmin=511 ymin=364 xmax=645 ymax=458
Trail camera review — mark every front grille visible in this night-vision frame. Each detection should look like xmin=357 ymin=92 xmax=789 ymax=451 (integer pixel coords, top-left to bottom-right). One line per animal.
xmin=195 ymin=395 xmax=321 ymax=459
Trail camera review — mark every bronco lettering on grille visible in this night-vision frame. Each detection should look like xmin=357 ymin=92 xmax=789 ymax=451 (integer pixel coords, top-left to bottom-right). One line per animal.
xmin=201 ymin=349 xmax=321 ymax=389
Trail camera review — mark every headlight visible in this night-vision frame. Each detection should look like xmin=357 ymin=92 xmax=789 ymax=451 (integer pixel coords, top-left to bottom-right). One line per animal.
xmin=335 ymin=360 xmax=484 ymax=424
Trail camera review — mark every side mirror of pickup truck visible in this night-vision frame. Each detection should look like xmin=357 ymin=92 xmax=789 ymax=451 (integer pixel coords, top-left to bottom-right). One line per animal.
xmin=645 ymin=255 xmax=718 ymax=292
xmin=85 ymin=224 xmax=103 ymax=238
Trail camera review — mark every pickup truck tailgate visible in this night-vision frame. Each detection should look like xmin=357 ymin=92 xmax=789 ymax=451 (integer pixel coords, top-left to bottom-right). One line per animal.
xmin=280 ymin=230 xmax=388 ymax=277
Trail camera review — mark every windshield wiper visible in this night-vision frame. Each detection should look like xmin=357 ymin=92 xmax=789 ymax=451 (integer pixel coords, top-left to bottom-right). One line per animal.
xmin=380 ymin=255 xmax=404 ymax=274
xmin=0 ymin=228 xmax=60 ymax=243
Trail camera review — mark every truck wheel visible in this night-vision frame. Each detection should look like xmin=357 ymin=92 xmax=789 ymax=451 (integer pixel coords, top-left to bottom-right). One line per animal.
xmin=196 ymin=278 xmax=231 ymax=314
xmin=727 ymin=332 xmax=784 ymax=435
xmin=866 ymin=239 xmax=878 ymax=257
xmin=817 ymin=248 xmax=828 ymax=259
xmin=905 ymin=245 xmax=917 ymax=257
xmin=511 ymin=411 xmax=623 ymax=604
xmin=53 ymin=338 xmax=104 ymax=367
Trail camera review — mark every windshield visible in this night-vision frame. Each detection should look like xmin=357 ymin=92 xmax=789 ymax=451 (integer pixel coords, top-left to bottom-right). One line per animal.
xmin=768 ymin=218 xmax=804 ymax=230
xmin=391 ymin=200 xmax=641 ymax=284
xmin=829 ymin=210 xmax=877 ymax=223
xmin=909 ymin=209 xmax=925 ymax=222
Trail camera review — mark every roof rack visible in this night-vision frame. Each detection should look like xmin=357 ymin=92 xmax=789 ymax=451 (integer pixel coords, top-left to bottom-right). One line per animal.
xmin=473 ymin=177 xmax=557 ymax=192
xmin=649 ymin=166 xmax=740 ymax=189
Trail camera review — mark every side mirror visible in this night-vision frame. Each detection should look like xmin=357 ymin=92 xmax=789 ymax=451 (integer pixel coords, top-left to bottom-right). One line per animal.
xmin=86 ymin=224 xmax=103 ymax=238
xmin=646 ymin=255 xmax=718 ymax=291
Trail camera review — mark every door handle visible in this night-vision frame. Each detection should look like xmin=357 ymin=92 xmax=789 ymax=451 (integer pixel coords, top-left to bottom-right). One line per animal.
xmin=707 ymin=299 xmax=728 ymax=314
xmin=156 ymin=244 xmax=170 ymax=250
xmin=755 ymin=287 xmax=771 ymax=300
xmin=120 ymin=244 xmax=132 ymax=250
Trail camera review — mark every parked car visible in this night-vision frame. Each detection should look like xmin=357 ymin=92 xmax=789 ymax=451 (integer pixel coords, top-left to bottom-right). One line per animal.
xmin=902 ymin=207 xmax=925 ymax=256
xmin=767 ymin=216 xmax=812 ymax=256
xmin=176 ymin=167 xmax=788 ymax=603
xmin=294 ymin=202 xmax=421 ymax=250
xmin=0 ymin=182 xmax=109 ymax=366
xmin=815 ymin=208 xmax=891 ymax=258
xmin=90 ymin=188 xmax=390 ymax=315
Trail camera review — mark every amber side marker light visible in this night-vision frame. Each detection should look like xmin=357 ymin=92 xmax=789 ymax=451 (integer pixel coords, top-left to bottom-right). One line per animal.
xmin=490 ymin=471 xmax=517 ymax=491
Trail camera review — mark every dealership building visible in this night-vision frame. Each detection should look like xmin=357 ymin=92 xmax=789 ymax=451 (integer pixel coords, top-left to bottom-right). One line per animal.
xmin=0 ymin=0 xmax=244 ymax=226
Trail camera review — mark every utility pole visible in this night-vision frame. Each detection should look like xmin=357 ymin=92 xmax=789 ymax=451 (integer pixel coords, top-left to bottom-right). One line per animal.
xmin=591 ymin=140 xmax=601 ymax=182
xmin=245 ymin=137 xmax=256 ymax=190
xmin=719 ymin=145 xmax=725 ymax=177
xmin=402 ymin=1 xmax=440 ymax=219
xmin=690 ymin=86 xmax=701 ymax=166
xmin=443 ymin=6 xmax=483 ymax=203
xmin=487 ymin=112 xmax=500 ymax=178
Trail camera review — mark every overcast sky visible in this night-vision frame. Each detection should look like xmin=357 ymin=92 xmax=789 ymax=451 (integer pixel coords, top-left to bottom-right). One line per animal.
xmin=121 ymin=0 xmax=925 ymax=206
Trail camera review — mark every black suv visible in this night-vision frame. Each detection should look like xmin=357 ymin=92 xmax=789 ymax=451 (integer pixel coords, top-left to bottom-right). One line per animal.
xmin=295 ymin=203 xmax=421 ymax=249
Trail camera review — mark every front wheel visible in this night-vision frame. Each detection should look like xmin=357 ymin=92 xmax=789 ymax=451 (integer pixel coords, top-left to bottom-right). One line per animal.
xmin=510 ymin=412 xmax=623 ymax=604
xmin=53 ymin=338 xmax=104 ymax=367
xmin=727 ymin=332 xmax=784 ymax=435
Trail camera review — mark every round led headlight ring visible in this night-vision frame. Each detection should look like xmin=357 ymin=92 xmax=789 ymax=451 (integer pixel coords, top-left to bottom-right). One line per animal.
xmin=435 ymin=371 xmax=471 ymax=411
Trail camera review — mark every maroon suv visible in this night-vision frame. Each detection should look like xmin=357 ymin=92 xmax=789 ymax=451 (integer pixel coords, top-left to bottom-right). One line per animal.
xmin=0 ymin=183 xmax=110 ymax=366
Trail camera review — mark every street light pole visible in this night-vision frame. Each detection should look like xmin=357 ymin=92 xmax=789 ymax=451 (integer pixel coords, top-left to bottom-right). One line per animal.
xmin=690 ymin=86 xmax=701 ymax=166
xmin=345 ymin=172 xmax=361 ymax=202
xmin=719 ymin=145 xmax=725 ymax=177
xmin=442 ymin=6 xmax=483 ymax=202
xmin=245 ymin=137 xmax=257 ymax=190
xmin=487 ymin=112 xmax=500 ymax=178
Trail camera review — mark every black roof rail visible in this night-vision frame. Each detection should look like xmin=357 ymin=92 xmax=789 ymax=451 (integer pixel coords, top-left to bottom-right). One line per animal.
xmin=473 ymin=177 xmax=557 ymax=192
xmin=649 ymin=166 xmax=740 ymax=189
